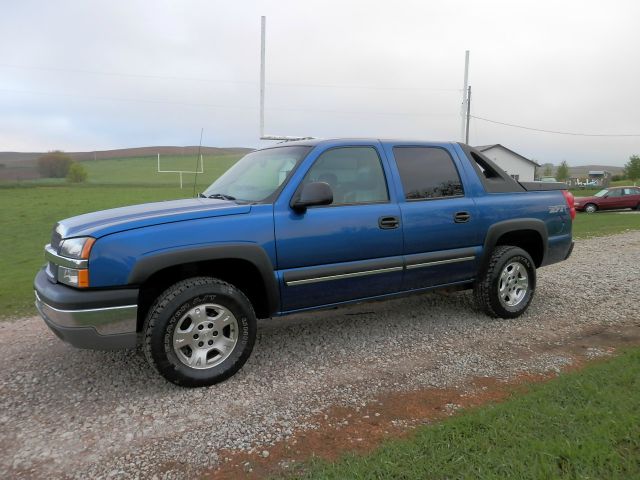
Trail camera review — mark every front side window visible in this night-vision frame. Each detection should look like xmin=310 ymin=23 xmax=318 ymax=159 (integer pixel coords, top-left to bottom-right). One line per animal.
xmin=393 ymin=147 xmax=464 ymax=200
xmin=203 ymin=146 xmax=311 ymax=202
xmin=607 ymin=189 xmax=623 ymax=197
xmin=301 ymin=147 xmax=389 ymax=205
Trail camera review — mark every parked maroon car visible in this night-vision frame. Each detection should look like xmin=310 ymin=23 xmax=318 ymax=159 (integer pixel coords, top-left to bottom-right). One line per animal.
xmin=574 ymin=186 xmax=640 ymax=213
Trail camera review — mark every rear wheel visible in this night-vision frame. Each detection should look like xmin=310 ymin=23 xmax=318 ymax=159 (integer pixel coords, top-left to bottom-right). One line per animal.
xmin=474 ymin=246 xmax=536 ymax=318
xmin=143 ymin=277 xmax=256 ymax=387
xmin=584 ymin=203 xmax=597 ymax=213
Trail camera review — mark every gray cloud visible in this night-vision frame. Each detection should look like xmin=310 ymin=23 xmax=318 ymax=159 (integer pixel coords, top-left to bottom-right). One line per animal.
xmin=0 ymin=0 xmax=638 ymax=165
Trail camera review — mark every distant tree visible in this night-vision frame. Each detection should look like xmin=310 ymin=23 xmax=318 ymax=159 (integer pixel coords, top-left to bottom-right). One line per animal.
xmin=37 ymin=151 xmax=72 ymax=178
xmin=556 ymin=161 xmax=570 ymax=182
xmin=624 ymin=155 xmax=640 ymax=182
xmin=543 ymin=165 xmax=553 ymax=177
xmin=611 ymin=174 xmax=625 ymax=182
xmin=66 ymin=162 xmax=88 ymax=183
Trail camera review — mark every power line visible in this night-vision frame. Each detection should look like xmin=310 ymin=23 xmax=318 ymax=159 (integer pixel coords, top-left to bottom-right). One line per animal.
xmin=0 ymin=87 xmax=254 ymax=110
xmin=0 ymin=63 xmax=460 ymax=92
xmin=0 ymin=87 xmax=458 ymax=118
xmin=0 ymin=63 xmax=254 ymax=85
xmin=472 ymin=115 xmax=640 ymax=137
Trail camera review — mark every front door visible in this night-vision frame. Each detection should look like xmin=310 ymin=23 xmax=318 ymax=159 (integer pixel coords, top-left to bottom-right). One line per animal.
xmin=274 ymin=145 xmax=403 ymax=312
xmin=599 ymin=188 xmax=625 ymax=210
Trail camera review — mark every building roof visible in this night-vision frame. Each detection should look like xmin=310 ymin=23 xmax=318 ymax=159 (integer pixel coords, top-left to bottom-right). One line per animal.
xmin=474 ymin=144 xmax=541 ymax=167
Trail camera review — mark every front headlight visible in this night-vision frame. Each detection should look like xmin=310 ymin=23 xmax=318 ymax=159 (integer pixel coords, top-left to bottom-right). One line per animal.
xmin=59 ymin=237 xmax=95 ymax=260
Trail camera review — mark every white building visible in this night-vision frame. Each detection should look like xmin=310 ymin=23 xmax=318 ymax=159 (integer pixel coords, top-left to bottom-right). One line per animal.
xmin=475 ymin=144 xmax=540 ymax=182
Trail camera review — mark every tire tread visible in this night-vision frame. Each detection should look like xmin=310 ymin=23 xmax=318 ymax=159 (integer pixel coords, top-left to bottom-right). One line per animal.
xmin=142 ymin=276 xmax=255 ymax=386
xmin=473 ymin=245 xmax=514 ymax=318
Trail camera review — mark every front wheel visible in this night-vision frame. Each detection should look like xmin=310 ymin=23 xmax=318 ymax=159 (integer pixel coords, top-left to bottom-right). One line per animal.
xmin=584 ymin=203 xmax=597 ymax=214
xmin=143 ymin=277 xmax=256 ymax=387
xmin=474 ymin=246 xmax=536 ymax=318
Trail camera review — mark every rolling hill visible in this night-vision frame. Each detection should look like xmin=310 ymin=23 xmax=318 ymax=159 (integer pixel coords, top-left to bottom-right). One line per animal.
xmin=0 ymin=146 xmax=253 ymax=182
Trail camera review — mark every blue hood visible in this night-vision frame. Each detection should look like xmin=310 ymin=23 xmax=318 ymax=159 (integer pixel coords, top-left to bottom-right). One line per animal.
xmin=56 ymin=198 xmax=251 ymax=239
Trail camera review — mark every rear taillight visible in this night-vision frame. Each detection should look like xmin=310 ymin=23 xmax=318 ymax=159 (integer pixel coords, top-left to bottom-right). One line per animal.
xmin=562 ymin=190 xmax=576 ymax=220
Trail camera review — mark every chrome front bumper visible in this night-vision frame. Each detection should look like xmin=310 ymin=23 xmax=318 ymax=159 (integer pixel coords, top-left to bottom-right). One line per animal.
xmin=35 ymin=291 xmax=137 ymax=335
xmin=34 ymin=268 xmax=138 ymax=350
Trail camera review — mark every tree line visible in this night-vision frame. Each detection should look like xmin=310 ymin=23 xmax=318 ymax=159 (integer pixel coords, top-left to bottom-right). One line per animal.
xmin=540 ymin=155 xmax=640 ymax=182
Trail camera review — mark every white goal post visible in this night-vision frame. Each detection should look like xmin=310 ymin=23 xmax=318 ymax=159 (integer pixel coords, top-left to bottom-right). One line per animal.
xmin=157 ymin=153 xmax=204 ymax=188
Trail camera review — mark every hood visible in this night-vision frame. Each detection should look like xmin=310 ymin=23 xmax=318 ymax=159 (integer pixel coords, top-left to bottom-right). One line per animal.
xmin=55 ymin=198 xmax=251 ymax=239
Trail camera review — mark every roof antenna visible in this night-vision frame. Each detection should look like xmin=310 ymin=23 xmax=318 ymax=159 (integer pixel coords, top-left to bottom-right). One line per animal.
xmin=192 ymin=127 xmax=204 ymax=197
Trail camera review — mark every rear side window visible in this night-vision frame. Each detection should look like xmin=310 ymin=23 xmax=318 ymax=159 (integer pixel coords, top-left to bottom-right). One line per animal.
xmin=393 ymin=147 xmax=464 ymax=200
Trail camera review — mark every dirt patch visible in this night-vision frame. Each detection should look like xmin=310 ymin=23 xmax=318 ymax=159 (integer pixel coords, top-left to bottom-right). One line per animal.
xmin=207 ymin=323 xmax=640 ymax=479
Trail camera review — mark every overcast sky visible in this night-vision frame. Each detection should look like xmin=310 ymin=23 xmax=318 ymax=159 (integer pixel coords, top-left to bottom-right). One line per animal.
xmin=1 ymin=0 xmax=639 ymax=165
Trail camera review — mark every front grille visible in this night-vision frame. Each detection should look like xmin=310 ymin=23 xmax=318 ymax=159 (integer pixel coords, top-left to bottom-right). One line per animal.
xmin=50 ymin=223 xmax=62 ymax=251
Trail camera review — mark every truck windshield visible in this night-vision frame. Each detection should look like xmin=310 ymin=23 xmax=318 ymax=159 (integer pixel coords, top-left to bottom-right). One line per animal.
xmin=202 ymin=146 xmax=311 ymax=202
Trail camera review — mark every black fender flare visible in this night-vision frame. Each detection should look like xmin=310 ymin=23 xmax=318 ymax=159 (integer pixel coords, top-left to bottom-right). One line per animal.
xmin=481 ymin=219 xmax=548 ymax=269
xmin=128 ymin=243 xmax=279 ymax=315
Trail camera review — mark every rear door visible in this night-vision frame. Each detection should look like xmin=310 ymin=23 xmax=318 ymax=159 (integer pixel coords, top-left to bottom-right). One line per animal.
xmin=274 ymin=144 xmax=403 ymax=311
xmin=623 ymin=188 xmax=640 ymax=208
xmin=385 ymin=144 xmax=480 ymax=291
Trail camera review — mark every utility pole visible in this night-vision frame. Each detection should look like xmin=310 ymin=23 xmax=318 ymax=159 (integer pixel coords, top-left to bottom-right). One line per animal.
xmin=260 ymin=16 xmax=266 ymax=139
xmin=465 ymin=85 xmax=471 ymax=144
xmin=460 ymin=50 xmax=470 ymax=142
xmin=258 ymin=16 xmax=310 ymax=141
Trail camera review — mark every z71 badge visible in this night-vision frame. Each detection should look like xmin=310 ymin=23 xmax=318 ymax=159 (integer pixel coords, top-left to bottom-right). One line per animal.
xmin=549 ymin=205 xmax=568 ymax=213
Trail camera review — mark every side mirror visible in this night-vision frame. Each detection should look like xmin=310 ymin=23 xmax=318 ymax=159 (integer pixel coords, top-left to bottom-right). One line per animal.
xmin=292 ymin=182 xmax=333 ymax=212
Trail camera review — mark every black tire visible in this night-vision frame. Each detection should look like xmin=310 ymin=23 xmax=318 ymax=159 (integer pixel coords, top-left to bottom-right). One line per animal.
xmin=474 ymin=246 xmax=536 ymax=319
xmin=635 ymin=203 xmax=640 ymax=211
xmin=143 ymin=277 xmax=256 ymax=387
xmin=584 ymin=203 xmax=597 ymax=214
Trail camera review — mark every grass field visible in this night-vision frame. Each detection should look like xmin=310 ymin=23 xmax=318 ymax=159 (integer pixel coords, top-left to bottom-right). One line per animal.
xmin=81 ymin=154 xmax=241 ymax=186
xmin=0 ymin=155 xmax=639 ymax=319
xmin=0 ymin=185 xmax=188 ymax=318
xmin=295 ymin=348 xmax=640 ymax=479
xmin=573 ymin=211 xmax=640 ymax=238
xmin=8 ymin=154 xmax=243 ymax=188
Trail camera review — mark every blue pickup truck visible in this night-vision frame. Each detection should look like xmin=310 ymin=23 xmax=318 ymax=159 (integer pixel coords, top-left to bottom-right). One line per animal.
xmin=35 ymin=139 xmax=575 ymax=387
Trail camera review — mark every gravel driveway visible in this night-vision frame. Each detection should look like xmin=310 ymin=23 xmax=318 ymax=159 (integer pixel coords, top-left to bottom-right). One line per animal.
xmin=1 ymin=231 xmax=639 ymax=479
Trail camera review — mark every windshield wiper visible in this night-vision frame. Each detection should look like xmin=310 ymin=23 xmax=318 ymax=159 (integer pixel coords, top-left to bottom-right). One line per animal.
xmin=203 ymin=193 xmax=236 ymax=201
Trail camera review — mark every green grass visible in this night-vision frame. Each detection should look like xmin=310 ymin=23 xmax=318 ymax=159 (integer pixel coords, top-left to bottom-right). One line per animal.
xmin=0 ymin=152 xmax=243 ymax=318
xmin=0 ymin=185 xmax=190 ymax=318
xmin=294 ymin=348 xmax=640 ymax=479
xmin=573 ymin=211 xmax=640 ymax=238
xmin=80 ymin=154 xmax=241 ymax=186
